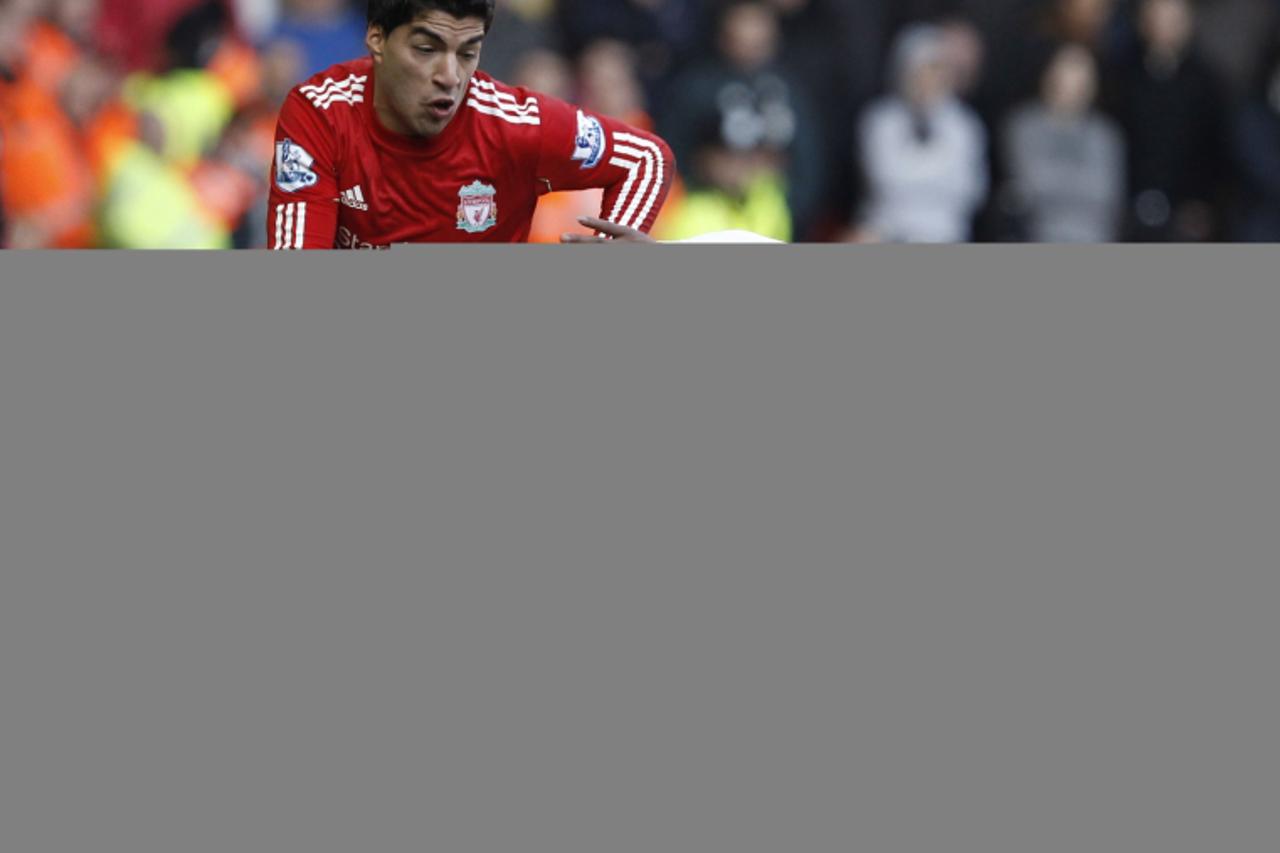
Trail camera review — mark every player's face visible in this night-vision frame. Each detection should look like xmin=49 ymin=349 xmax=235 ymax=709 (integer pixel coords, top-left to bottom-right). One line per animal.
xmin=368 ymin=11 xmax=486 ymax=138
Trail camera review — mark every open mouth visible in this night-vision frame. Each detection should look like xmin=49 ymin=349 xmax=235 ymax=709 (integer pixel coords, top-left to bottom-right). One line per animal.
xmin=426 ymin=98 xmax=456 ymax=120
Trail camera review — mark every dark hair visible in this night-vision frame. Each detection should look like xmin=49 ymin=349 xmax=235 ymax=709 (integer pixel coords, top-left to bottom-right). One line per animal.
xmin=367 ymin=0 xmax=496 ymax=35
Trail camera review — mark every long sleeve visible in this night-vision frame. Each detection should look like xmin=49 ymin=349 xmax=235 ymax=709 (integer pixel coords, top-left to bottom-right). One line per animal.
xmin=266 ymin=90 xmax=341 ymax=250
xmin=534 ymin=94 xmax=675 ymax=234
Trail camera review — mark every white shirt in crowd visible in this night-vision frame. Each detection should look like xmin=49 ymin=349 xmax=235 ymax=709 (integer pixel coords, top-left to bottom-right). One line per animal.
xmin=858 ymin=96 xmax=989 ymax=244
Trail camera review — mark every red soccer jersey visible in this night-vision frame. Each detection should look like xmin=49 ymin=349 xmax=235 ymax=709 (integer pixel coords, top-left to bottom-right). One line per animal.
xmin=267 ymin=57 xmax=675 ymax=249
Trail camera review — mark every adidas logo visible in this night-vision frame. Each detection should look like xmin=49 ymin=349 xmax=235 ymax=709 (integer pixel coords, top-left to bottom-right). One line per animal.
xmin=340 ymin=186 xmax=368 ymax=211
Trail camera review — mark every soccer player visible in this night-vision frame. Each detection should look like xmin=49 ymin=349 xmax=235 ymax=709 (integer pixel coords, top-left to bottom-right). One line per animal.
xmin=268 ymin=0 xmax=675 ymax=249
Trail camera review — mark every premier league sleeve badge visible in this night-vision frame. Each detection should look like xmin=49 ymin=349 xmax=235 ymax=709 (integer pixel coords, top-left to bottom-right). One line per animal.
xmin=275 ymin=138 xmax=319 ymax=193
xmin=571 ymin=110 xmax=606 ymax=170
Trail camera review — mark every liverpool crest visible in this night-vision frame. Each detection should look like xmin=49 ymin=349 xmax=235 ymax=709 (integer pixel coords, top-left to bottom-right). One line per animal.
xmin=456 ymin=181 xmax=499 ymax=233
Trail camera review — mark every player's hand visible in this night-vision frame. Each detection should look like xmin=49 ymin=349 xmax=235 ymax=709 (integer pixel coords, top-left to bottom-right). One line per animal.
xmin=560 ymin=216 xmax=657 ymax=243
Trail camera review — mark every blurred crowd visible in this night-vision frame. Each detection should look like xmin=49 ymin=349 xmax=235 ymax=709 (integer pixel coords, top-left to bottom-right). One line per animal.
xmin=3 ymin=0 xmax=1280 ymax=246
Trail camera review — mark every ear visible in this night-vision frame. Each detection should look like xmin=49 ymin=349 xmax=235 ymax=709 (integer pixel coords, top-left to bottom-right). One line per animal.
xmin=367 ymin=25 xmax=386 ymax=63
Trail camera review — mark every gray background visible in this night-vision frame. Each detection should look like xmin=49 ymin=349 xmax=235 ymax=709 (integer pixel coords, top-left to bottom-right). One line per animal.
xmin=1 ymin=247 xmax=1276 ymax=853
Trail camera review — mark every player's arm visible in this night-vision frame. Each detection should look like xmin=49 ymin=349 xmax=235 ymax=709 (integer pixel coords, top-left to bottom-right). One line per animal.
xmin=534 ymin=96 xmax=675 ymax=236
xmin=266 ymin=90 xmax=340 ymax=250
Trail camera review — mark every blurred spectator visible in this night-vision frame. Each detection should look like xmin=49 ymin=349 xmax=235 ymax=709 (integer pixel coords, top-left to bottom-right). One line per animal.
xmin=1003 ymin=44 xmax=1126 ymax=242
xmin=938 ymin=14 xmax=987 ymax=106
xmin=655 ymin=109 xmax=792 ymax=243
xmin=555 ymin=0 xmax=708 ymax=92
xmin=0 ymin=0 xmax=270 ymax=248
xmin=481 ymin=0 xmax=562 ymax=83
xmin=0 ymin=1 xmax=37 ymax=75
xmin=189 ymin=107 xmax=267 ymax=245
xmin=120 ymin=70 xmax=229 ymax=161
xmin=1052 ymin=0 xmax=1127 ymax=49
xmin=0 ymin=141 xmax=6 ymax=244
xmin=658 ymin=0 xmax=824 ymax=238
xmin=258 ymin=36 xmax=306 ymax=107
xmin=514 ymin=46 xmax=574 ymax=103
xmin=770 ymin=0 xmax=883 ymax=108
xmin=1111 ymin=0 xmax=1227 ymax=240
xmin=766 ymin=0 xmax=888 ymax=237
xmin=0 ymin=2 xmax=97 ymax=247
xmin=165 ymin=0 xmax=239 ymax=69
xmin=95 ymin=0 xmax=239 ymax=72
xmin=935 ymin=12 xmax=1006 ymax=241
xmin=46 ymin=0 xmax=98 ymax=50
xmin=0 ymin=78 xmax=93 ymax=247
xmin=96 ymin=1 xmax=250 ymax=247
xmin=232 ymin=0 xmax=283 ymax=43
xmin=263 ymin=0 xmax=365 ymax=79
xmin=887 ymin=0 xmax=967 ymax=38
xmin=95 ymin=116 xmax=232 ymax=249
xmin=0 ymin=131 xmax=5 ymax=241
xmin=1230 ymin=26 xmax=1280 ymax=240
xmin=984 ymin=0 xmax=1125 ymax=125
xmin=855 ymin=23 xmax=988 ymax=243
xmin=1195 ymin=0 xmax=1278 ymax=98
xmin=577 ymin=38 xmax=651 ymax=127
